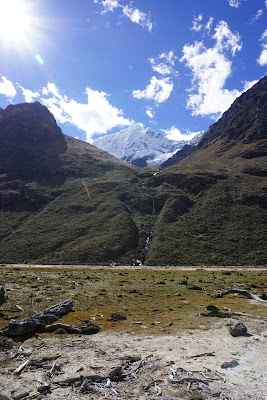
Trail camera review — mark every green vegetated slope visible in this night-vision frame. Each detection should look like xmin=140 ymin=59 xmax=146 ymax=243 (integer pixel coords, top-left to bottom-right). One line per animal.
xmin=146 ymin=76 xmax=267 ymax=265
xmin=0 ymin=76 xmax=266 ymax=265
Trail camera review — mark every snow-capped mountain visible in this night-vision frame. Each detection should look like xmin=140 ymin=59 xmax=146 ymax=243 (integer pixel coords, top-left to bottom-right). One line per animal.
xmin=93 ymin=124 xmax=201 ymax=167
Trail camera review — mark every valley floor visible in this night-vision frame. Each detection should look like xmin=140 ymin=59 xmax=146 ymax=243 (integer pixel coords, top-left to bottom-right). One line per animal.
xmin=1 ymin=319 xmax=267 ymax=400
xmin=0 ymin=265 xmax=266 ymax=399
xmin=3 ymin=264 xmax=267 ymax=271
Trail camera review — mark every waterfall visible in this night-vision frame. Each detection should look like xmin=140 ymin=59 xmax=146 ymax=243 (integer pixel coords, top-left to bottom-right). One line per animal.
xmin=152 ymin=197 xmax=155 ymax=215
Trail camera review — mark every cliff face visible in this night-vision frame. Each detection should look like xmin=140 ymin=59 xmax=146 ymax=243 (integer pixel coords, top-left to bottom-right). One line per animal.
xmin=197 ymin=75 xmax=267 ymax=158
xmin=163 ymin=76 xmax=267 ymax=168
xmin=0 ymin=102 xmax=67 ymax=178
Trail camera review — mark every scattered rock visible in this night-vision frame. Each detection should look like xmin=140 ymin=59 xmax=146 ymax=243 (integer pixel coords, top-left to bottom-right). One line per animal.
xmin=206 ymin=304 xmax=220 ymax=313
xmin=260 ymin=293 xmax=267 ymax=300
xmin=179 ymin=280 xmax=188 ymax=286
xmin=221 ymin=360 xmax=239 ymax=369
xmin=108 ymin=312 xmax=127 ymax=322
xmin=54 ymin=328 xmax=67 ymax=335
xmin=0 ymin=336 xmax=14 ymax=351
xmin=0 ymin=286 xmax=7 ymax=306
xmin=222 ymin=271 xmax=232 ymax=275
xmin=188 ymin=284 xmax=203 ymax=290
xmin=0 ymin=394 xmax=11 ymax=400
xmin=200 ymin=305 xmax=233 ymax=318
xmin=229 ymin=322 xmax=248 ymax=337
xmin=3 ymin=300 xmax=74 ymax=337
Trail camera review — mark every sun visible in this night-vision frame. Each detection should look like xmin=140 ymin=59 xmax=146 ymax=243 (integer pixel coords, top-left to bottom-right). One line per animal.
xmin=0 ymin=0 xmax=34 ymax=45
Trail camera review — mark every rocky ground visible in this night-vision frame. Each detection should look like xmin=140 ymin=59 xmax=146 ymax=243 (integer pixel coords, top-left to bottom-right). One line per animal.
xmin=1 ymin=317 xmax=267 ymax=400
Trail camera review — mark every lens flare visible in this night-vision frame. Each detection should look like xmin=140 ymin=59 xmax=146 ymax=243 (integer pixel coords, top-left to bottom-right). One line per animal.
xmin=0 ymin=0 xmax=35 ymax=44
xmin=35 ymin=54 xmax=44 ymax=65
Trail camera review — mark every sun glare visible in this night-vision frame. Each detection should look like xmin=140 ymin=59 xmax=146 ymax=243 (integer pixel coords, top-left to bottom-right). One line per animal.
xmin=0 ymin=0 xmax=34 ymax=44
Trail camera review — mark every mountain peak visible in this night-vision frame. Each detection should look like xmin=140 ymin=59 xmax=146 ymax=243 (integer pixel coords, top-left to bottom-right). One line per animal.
xmin=93 ymin=124 xmax=194 ymax=166
xmin=0 ymin=102 xmax=67 ymax=177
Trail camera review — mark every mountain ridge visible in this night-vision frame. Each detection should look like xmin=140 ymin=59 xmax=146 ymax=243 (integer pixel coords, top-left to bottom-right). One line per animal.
xmin=93 ymin=124 xmax=202 ymax=166
xmin=0 ymin=76 xmax=266 ymax=265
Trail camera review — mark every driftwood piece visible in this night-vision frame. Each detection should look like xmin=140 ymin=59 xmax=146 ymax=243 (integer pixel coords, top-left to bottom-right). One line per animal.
xmin=148 ymin=397 xmax=187 ymax=400
xmin=170 ymin=377 xmax=210 ymax=385
xmin=187 ymin=352 xmax=215 ymax=358
xmin=56 ymin=365 xmax=126 ymax=386
xmin=14 ymin=359 xmax=30 ymax=375
xmin=37 ymin=372 xmax=51 ymax=392
xmin=3 ymin=300 xmax=73 ymax=336
xmin=213 ymin=289 xmax=263 ymax=300
xmin=0 ymin=286 xmax=7 ymax=306
xmin=48 ymin=357 xmax=60 ymax=376
xmin=56 ymin=374 xmax=107 ymax=385
xmin=12 ymin=392 xmax=29 ymax=400
xmin=200 ymin=305 xmax=265 ymax=319
xmin=30 ymin=354 xmax=61 ymax=367
xmin=44 ymin=322 xmax=100 ymax=335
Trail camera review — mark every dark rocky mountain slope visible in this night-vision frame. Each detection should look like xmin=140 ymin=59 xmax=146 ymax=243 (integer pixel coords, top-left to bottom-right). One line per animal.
xmin=163 ymin=76 xmax=267 ymax=167
xmin=0 ymin=75 xmax=266 ymax=266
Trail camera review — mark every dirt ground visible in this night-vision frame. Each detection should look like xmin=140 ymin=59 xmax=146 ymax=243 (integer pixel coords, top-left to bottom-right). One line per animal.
xmin=1 ymin=317 xmax=267 ymax=400
xmin=1 ymin=265 xmax=267 ymax=400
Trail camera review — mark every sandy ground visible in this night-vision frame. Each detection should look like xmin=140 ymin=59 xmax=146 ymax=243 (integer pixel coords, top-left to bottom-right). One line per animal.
xmin=3 ymin=264 xmax=267 ymax=271
xmin=1 ymin=317 xmax=267 ymax=400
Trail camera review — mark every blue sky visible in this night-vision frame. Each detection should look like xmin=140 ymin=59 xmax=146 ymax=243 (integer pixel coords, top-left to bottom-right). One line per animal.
xmin=0 ymin=0 xmax=266 ymax=143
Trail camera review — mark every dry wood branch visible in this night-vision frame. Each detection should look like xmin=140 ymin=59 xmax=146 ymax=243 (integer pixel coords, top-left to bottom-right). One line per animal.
xmin=37 ymin=372 xmax=51 ymax=392
xmin=56 ymin=374 xmax=107 ymax=385
xmin=48 ymin=357 xmax=60 ymax=377
xmin=148 ymin=397 xmax=187 ymax=400
xmin=14 ymin=359 xmax=30 ymax=375
xmin=170 ymin=377 xmax=210 ymax=385
xmin=12 ymin=392 xmax=29 ymax=400
xmin=213 ymin=289 xmax=263 ymax=301
xmin=44 ymin=322 xmax=100 ymax=335
xmin=30 ymin=354 xmax=61 ymax=367
xmin=187 ymin=352 xmax=215 ymax=358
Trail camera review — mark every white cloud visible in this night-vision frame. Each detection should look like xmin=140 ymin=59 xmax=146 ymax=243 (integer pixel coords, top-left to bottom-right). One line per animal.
xmin=159 ymin=51 xmax=177 ymax=65
xmin=181 ymin=20 xmax=243 ymax=118
xmin=149 ymin=51 xmax=178 ymax=76
xmin=145 ymin=106 xmax=155 ymax=118
xmin=191 ymin=14 xmax=203 ymax=32
xmin=258 ymin=44 xmax=267 ymax=66
xmin=95 ymin=0 xmax=120 ymax=13
xmin=205 ymin=17 xmax=214 ymax=33
xmin=243 ymin=80 xmax=258 ymax=91
xmin=0 ymin=76 xmax=17 ymax=100
xmin=161 ymin=126 xmax=197 ymax=141
xmin=133 ymin=51 xmax=177 ymax=108
xmin=122 ymin=5 xmax=152 ymax=32
xmin=227 ymin=0 xmax=241 ymax=8
xmin=40 ymin=82 xmax=133 ymax=142
xmin=19 ymin=86 xmax=40 ymax=102
xmin=150 ymin=62 xmax=173 ymax=76
xmin=132 ymin=76 xmax=173 ymax=104
xmin=258 ymin=30 xmax=267 ymax=66
xmin=94 ymin=0 xmax=152 ymax=31
xmin=251 ymin=9 xmax=263 ymax=23
xmin=260 ymin=29 xmax=267 ymax=41
xmin=212 ymin=21 xmax=242 ymax=56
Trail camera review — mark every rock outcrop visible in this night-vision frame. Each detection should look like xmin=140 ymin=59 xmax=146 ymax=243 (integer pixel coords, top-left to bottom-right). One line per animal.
xmin=0 ymin=102 xmax=67 ymax=178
